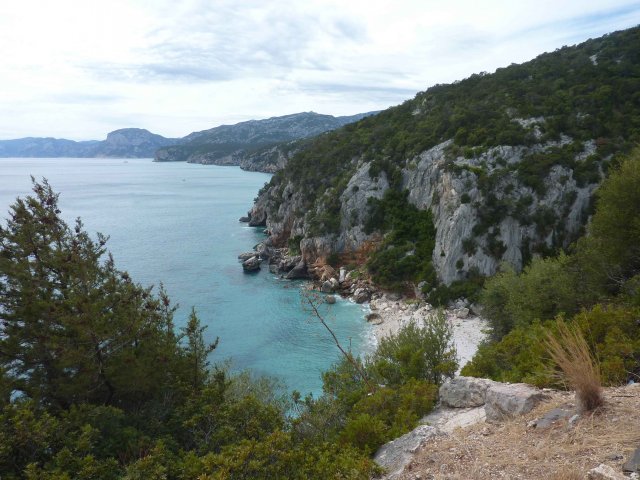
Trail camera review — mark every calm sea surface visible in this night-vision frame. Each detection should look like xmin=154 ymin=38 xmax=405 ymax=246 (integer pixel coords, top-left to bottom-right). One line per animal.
xmin=0 ymin=158 xmax=372 ymax=396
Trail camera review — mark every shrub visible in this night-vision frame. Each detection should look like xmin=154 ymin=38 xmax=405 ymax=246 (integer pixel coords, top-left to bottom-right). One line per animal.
xmin=480 ymin=255 xmax=579 ymax=340
xmin=339 ymin=413 xmax=387 ymax=455
xmin=287 ymin=235 xmax=303 ymax=255
xmin=425 ymin=271 xmax=485 ymax=307
xmin=370 ymin=311 xmax=457 ymax=386
xmin=463 ymin=304 xmax=640 ymax=388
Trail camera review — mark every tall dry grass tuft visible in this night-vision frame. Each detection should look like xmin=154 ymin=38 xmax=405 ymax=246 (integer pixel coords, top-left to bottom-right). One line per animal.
xmin=545 ymin=321 xmax=604 ymax=412
xmin=550 ymin=468 xmax=583 ymax=480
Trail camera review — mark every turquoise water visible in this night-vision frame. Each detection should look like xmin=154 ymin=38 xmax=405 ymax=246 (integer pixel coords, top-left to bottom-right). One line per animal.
xmin=0 ymin=158 xmax=372 ymax=396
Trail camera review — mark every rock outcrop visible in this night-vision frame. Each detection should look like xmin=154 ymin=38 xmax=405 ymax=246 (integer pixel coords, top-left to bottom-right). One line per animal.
xmin=251 ymin=136 xmax=600 ymax=285
xmin=439 ymin=376 xmax=497 ymax=408
xmin=484 ymin=382 xmax=549 ymax=422
xmin=375 ymin=377 xmax=552 ymax=478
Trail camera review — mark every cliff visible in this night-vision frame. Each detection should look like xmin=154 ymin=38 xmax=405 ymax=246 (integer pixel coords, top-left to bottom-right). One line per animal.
xmin=247 ymin=26 xmax=640 ymax=288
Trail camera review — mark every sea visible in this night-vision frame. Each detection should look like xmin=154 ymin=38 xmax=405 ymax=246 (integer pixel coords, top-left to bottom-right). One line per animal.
xmin=0 ymin=157 xmax=373 ymax=396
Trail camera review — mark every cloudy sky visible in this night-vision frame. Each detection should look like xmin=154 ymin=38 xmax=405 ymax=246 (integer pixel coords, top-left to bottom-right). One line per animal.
xmin=1 ymin=0 xmax=640 ymax=140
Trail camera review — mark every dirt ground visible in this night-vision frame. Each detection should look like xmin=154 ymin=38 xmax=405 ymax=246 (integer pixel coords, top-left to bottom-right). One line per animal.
xmin=397 ymin=383 xmax=640 ymax=479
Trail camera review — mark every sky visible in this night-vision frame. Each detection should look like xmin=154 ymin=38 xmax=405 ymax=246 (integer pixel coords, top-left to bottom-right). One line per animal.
xmin=1 ymin=1 xmax=640 ymax=141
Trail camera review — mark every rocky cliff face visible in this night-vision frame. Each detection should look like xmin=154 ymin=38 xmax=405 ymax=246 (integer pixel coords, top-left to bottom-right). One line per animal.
xmin=250 ymin=134 xmax=601 ymax=285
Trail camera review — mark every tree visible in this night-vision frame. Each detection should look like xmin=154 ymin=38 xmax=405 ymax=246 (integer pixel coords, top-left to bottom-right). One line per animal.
xmin=574 ymin=148 xmax=640 ymax=296
xmin=0 ymin=179 xmax=186 ymax=412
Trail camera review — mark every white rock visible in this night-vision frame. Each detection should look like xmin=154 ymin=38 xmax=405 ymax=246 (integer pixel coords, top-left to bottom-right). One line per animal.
xmin=440 ymin=376 xmax=497 ymax=408
xmin=484 ymin=383 xmax=549 ymax=423
xmin=374 ymin=425 xmax=439 ymax=479
xmin=586 ymin=464 xmax=627 ymax=480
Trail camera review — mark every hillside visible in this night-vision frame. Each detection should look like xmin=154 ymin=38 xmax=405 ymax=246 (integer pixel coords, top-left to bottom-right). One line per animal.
xmin=153 ymin=111 xmax=378 ymax=167
xmin=248 ymin=26 xmax=640 ymax=292
xmin=0 ymin=128 xmax=178 ymax=158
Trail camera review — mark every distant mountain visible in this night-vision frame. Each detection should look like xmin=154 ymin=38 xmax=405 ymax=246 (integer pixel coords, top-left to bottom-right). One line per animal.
xmin=0 ymin=137 xmax=99 ymax=157
xmin=0 ymin=128 xmax=178 ymax=158
xmin=153 ymin=111 xmax=379 ymax=165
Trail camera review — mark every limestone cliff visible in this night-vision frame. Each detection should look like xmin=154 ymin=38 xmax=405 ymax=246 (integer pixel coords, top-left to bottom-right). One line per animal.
xmin=250 ymin=135 xmax=600 ymax=284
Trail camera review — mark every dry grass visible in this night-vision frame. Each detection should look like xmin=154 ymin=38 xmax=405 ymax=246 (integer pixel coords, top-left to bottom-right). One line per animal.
xmin=550 ymin=468 xmax=584 ymax=480
xmin=545 ymin=321 xmax=603 ymax=413
xmin=398 ymin=385 xmax=640 ymax=480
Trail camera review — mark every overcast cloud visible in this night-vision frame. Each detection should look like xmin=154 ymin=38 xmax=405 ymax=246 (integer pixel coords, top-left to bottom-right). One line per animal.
xmin=1 ymin=0 xmax=639 ymax=140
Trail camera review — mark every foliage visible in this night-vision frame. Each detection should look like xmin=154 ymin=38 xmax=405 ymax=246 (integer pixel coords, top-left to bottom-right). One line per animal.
xmin=0 ymin=181 xmax=379 ymax=479
xmin=479 ymin=254 xmax=580 ymax=340
xmin=425 ymin=268 xmax=485 ymax=306
xmin=573 ymin=148 xmax=640 ymax=296
xmin=292 ymin=312 xmax=451 ymax=456
xmin=369 ymin=311 xmax=458 ymax=386
xmin=340 ymin=380 xmax=437 ymax=455
xmin=462 ymin=305 xmax=640 ymax=387
xmin=0 ymin=179 xmax=193 ymax=412
xmin=365 ymin=189 xmax=437 ymax=291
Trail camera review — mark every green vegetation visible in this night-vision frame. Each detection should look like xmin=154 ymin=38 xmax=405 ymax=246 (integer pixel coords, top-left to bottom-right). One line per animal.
xmin=294 ymin=309 xmax=456 ymax=455
xmin=463 ymin=149 xmax=640 ymax=386
xmin=364 ymin=190 xmax=437 ymax=291
xmin=0 ymin=181 xmax=459 ymax=478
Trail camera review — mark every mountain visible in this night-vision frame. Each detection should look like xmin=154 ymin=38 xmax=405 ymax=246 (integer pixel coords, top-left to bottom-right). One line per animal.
xmin=247 ymin=26 xmax=640 ymax=292
xmin=0 ymin=128 xmax=178 ymax=158
xmin=153 ymin=111 xmax=378 ymax=166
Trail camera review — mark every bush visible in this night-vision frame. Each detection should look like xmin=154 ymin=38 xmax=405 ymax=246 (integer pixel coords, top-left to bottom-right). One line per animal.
xmin=425 ymin=271 xmax=485 ymax=307
xmin=463 ymin=304 xmax=640 ymax=387
xmin=480 ymin=255 xmax=579 ymax=340
xmin=370 ymin=311 xmax=457 ymax=386
xmin=341 ymin=380 xmax=437 ymax=454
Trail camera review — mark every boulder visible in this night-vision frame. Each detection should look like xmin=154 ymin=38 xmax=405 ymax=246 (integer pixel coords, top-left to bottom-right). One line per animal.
xmin=325 ymin=295 xmax=336 ymax=305
xmin=285 ymin=260 xmax=308 ymax=280
xmin=439 ymin=376 xmax=497 ymax=408
xmin=279 ymin=255 xmax=301 ymax=272
xmin=242 ymin=256 xmax=261 ymax=272
xmin=354 ymin=288 xmax=371 ymax=304
xmin=531 ymin=405 xmax=573 ymax=429
xmin=238 ymin=216 xmax=250 ymax=222
xmin=374 ymin=425 xmax=438 ymax=479
xmin=587 ymin=464 xmax=628 ymax=480
xmin=329 ymin=277 xmax=340 ymax=290
xmin=238 ymin=252 xmax=256 ymax=261
xmin=484 ymin=383 xmax=549 ymax=422
xmin=366 ymin=313 xmax=383 ymax=325
xmin=321 ymin=280 xmax=335 ymax=293
xmin=623 ymin=447 xmax=640 ymax=473
xmin=456 ymin=307 xmax=470 ymax=319
xmin=339 ymin=267 xmax=347 ymax=283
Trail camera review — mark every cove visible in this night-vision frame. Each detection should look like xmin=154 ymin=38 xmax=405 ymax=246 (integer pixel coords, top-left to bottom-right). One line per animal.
xmin=0 ymin=158 xmax=372 ymax=396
